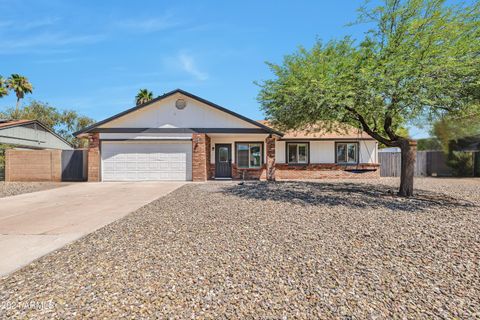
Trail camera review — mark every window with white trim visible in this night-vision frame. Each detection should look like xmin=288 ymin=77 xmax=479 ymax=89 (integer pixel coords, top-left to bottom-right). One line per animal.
xmin=236 ymin=143 xmax=262 ymax=168
xmin=287 ymin=143 xmax=309 ymax=164
xmin=336 ymin=142 xmax=358 ymax=163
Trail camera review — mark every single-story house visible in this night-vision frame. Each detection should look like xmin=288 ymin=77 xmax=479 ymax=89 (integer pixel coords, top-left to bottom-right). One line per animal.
xmin=75 ymin=89 xmax=379 ymax=182
xmin=0 ymin=119 xmax=74 ymax=181
xmin=0 ymin=119 xmax=73 ymax=150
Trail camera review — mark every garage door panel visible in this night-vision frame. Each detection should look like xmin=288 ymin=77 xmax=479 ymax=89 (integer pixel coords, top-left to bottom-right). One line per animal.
xmin=101 ymin=142 xmax=192 ymax=181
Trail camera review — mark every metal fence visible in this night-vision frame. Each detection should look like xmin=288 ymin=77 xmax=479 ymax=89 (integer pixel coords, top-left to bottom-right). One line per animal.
xmin=379 ymin=151 xmax=452 ymax=177
xmin=61 ymin=150 xmax=87 ymax=181
xmin=0 ymin=148 xmax=4 ymax=181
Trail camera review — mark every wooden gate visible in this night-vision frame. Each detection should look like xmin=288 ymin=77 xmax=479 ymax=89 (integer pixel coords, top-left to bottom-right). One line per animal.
xmin=379 ymin=152 xmax=402 ymax=177
xmin=379 ymin=151 xmax=428 ymax=177
xmin=426 ymin=151 xmax=453 ymax=176
xmin=62 ymin=150 xmax=87 ymax=181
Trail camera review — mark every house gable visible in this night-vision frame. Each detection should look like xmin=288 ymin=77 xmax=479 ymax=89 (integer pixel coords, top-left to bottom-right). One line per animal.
xmin=75 ymin=89 xmax=282 ymax=136
xmin=0 ymin=120 xmax=73 ymax=150
xmin=99 ymin=93 xmax=258 ymax=129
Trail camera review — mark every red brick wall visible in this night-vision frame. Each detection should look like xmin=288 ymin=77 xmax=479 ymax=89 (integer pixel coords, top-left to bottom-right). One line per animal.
xmin=275 ymin=163 xmax=380 ymax=179
xmin=209 ymin=163 xmax=215 ymax=179
xmin=192 ymin=133 xmax=209 ymax=181
xmin=232 ymin=164 xmax=266 ymax=180
xmin=87 ymin=133 xmax=100 ymax=182
xmin=209 ymin=164 xmax=266 ymax=180
xmin=204 ymin=135 xmax=379 ymax=181
xmin=5 ymin=149 xmax=62 ymax=182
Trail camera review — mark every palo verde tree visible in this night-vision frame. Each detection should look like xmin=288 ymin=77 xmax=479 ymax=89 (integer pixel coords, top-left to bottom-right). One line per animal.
xmin=257 ymin=0 xmax=480 ymax=196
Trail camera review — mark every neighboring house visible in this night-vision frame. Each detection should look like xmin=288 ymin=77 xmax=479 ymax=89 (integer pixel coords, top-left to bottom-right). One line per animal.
xmin=75 ymin=89 xmax=379 ymax=182
xmin=0 ymin=120 xmax=73 ymax=150
xmin=0 ymin=119 xmax=73 ymax=180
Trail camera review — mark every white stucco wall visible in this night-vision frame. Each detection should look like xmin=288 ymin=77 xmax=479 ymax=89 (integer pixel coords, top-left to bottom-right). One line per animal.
xmin=359 ymin=140 xmax=378 ymax=163
xmin=275 ymin=141 xmax=286 ymax=163
xmin=99 ymin=133 xmax=192 ymax=140
xmin=99 ymin=94 xmax=258 ymax=129
xmin=311 ymin=141 xmax=336 ymax=163
xmin=275 ymin=140 xmax=378 ymax=164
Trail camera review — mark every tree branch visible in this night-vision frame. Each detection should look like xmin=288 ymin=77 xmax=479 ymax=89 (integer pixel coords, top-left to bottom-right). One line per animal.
xmin=384 ymin=114 xmax=399 ymax=141
xmin=345 ymin=106 xmax=399 ymax=147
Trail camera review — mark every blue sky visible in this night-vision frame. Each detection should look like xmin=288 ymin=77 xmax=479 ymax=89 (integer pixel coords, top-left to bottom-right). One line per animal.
xmin=0 ymin=0 xmax=429 ymax=138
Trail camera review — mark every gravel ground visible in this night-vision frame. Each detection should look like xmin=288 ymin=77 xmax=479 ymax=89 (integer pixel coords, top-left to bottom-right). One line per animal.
xmin=0 ymin=182 xmax=67 ymax=198
xmin=0 ymin=178 xmax=479 ymax=319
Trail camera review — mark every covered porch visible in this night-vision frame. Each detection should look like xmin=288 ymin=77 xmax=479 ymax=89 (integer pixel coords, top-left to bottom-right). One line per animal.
xmin=193 ymin=133 xmax=276 ymax=181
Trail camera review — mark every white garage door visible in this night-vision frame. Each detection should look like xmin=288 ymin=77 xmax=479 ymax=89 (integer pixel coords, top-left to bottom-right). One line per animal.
xmin=101 ymin=141 xmax=192 ymax=181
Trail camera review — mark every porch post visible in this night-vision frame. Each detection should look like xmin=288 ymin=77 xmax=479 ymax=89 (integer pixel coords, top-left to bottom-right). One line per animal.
xmin=87 ymin=132 xmax=100 ymax=182
xmin=192 ymin=133 xmax=210 ymax=181
xmin=265 ymin=135 xmax=276 ymax=181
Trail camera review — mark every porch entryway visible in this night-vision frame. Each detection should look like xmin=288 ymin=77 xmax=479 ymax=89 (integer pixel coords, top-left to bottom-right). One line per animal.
xmin=215 ymin=144 xmax=232 ymax=178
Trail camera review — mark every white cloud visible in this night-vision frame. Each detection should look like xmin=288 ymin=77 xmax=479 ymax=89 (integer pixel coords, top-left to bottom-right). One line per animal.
xmin=21 ymin=17 xmax=60 ymax=30
xmin=0 ymin=17 xmax=59 ymax=32
xmin=0 ymin=33 xmax=105 ymax=52
xmin=178 ymin=53 xmax=208 ymax=81
xmin=33 ymin=57 xmax=82 ymax=64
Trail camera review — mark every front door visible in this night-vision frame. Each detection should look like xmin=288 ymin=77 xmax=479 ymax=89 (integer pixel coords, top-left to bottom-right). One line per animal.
xmin=215 ymin=144 xmax=232 ymax=178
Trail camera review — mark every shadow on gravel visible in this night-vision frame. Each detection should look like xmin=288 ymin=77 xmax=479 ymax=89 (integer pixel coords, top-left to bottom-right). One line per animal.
xmin=221 ymin=181 xmax=476 ymax=212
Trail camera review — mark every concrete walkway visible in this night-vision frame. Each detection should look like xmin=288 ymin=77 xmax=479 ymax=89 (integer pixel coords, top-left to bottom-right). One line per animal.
xmin=0 ymin=182 xmax=185 ymax=277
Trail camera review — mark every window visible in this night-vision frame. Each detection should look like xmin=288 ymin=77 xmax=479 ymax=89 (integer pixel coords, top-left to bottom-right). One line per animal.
xmin=236 ymin=143 xmax=262 ymax=168
xmin=287 ymin=143 xmax=309 ymax=164
xmin=218 ymin=146 xmax=229 ymax=162
xmin=336 ymin=142 xmax=358 ymax=163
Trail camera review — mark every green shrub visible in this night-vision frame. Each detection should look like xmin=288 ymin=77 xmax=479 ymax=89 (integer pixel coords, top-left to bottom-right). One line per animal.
xmin=447 ymin=151 xmax=473 ymax=176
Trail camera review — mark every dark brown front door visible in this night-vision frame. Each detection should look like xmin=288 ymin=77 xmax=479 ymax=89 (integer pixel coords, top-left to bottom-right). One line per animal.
xmin=215 ymin=144 xmax=232 ymax=178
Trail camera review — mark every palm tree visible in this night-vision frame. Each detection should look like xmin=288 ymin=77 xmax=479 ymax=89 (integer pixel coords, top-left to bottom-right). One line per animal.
xmin=6 ymin=74 xmax=33 ymax=111
xmin=135 ymin=89 xmax=153 ymax=106
xmin=0 ymin=76 xmax=8 ymax=98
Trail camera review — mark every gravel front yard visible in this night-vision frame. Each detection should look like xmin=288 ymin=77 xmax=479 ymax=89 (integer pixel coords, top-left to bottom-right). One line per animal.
xmin=0 ymin=182 xmax=67 ymax=198
xmin=0 ymin=178 xmax=479 ymax=318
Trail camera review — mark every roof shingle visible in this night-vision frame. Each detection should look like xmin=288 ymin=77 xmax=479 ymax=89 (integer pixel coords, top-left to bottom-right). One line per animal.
xmin=257 ymin=120 xmax=375 ymax=140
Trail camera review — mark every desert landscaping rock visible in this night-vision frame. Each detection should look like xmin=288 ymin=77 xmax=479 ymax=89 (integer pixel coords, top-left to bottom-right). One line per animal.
xmin=0 ymin=178 xmax=479 ymax=318
xmin=0 ymin=182 xmax=66 ymax=198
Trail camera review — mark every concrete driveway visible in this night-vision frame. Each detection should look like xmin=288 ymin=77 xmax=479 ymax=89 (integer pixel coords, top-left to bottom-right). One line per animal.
xmin=0 ymin=182 xmax=185 ymax=277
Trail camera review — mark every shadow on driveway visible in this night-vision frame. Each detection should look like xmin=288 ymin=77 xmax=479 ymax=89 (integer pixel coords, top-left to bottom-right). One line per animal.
xmin=221 ymin=181 xmax=476 ymax=212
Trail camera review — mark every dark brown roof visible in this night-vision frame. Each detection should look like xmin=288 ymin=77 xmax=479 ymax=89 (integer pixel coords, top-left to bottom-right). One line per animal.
xmin=0 ymin=119 xmax=35 ymax=129
xmin=257 ymin=120 xmax=375 ymax=140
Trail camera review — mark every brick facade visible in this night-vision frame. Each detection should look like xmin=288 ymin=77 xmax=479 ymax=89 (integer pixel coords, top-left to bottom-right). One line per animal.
xmin=232 ymin=164 xmax=267 ymax=180
xmin=192 ymin=133 xmax=210 ymax=181
xmin=83 ymin=131 xmax=379 ymax=182
xmin=5 ymin=149 xmax=62 ymax=182
xmin=87 ymin=133 xmax=100 ymax=182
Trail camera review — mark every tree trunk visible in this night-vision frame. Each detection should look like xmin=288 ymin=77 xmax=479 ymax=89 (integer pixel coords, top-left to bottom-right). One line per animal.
xmin=15 ymin=98 xmax=20 ymax=114
xmin=398 ymin=139 xmax=417 ymax=197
